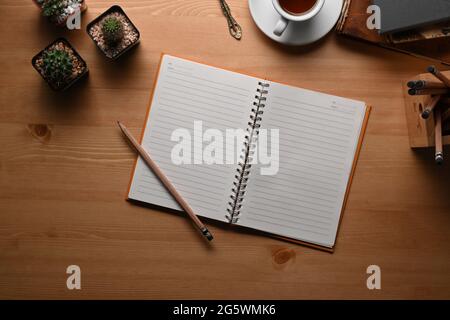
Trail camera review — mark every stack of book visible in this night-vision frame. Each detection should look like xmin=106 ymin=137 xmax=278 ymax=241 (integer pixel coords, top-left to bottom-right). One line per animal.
xmin=336 ymin=0 xmax=450 ymax=65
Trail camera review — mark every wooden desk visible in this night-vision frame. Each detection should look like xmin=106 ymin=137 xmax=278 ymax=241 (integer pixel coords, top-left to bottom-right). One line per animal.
xmin=0 ymin=0 xmax=449 ymax=299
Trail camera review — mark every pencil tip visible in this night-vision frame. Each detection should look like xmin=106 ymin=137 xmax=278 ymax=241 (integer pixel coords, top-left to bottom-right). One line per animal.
xmin=201 ymin=228 xmax=214 ymax=241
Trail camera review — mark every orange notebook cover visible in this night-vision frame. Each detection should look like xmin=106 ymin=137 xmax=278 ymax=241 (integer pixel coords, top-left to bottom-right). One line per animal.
xmin=126 ymin=54 xmax=371 ymax=252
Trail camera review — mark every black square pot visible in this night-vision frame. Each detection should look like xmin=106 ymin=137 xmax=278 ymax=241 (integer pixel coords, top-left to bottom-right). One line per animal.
xmin=86 ymin=5 xmax=140 ymax=60
xmin=31 ymin=38 xmax=89 ymax=91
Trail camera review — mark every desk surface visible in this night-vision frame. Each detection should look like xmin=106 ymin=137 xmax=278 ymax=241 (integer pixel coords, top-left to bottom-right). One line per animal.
xmin=0 ymin=0 xmax=449 ymax=299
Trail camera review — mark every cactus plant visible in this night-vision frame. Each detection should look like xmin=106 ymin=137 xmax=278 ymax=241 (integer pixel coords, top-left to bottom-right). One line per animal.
xmin=41 ymin=0 xmax=67 ymax=17
xmin=101 ymin=16 xmax=124 ymax=45
xmin=35 ymin=0 xmax=86 ymax=26
xmin=87 ymin=6 xmax=140 ymax=59
xmin=32 ymin=38 xmax=88 ymax=91
xmin=41 ymin=49 xmax=73 ymax=87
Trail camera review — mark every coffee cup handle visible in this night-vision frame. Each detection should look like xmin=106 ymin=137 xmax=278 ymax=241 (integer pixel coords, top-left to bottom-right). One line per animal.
xmin=273 ymin=17 xmax=289 ymax=36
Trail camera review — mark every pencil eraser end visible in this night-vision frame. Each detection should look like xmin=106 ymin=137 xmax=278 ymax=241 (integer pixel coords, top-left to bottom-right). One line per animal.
xmin=435 ymin=153 xmax=444 ymax=165
xmin=407 ymin=81 xmax=416 ymax=89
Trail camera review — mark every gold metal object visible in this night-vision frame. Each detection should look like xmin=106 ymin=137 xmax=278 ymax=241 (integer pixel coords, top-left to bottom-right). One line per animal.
xmin=219 ymin=0 xmax=242 ymax=40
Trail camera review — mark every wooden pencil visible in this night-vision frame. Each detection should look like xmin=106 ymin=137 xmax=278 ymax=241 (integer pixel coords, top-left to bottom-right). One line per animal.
xmin=408 ymin=88 xmax=449 ymax=96
xmin=421 ymin=95 xmax=442 ymax=119
xmin=427 ymin=65 xmax=450 ymax=88
xmin=414 ymin=80 xmax=446 ymax=90
xmin=118 ymin=121 xmax=214 ymax=241
xmin=434 ymin=108 xmax=444 ymax=165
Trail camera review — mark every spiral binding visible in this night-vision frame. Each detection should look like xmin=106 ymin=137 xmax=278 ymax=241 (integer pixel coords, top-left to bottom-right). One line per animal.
xmin=226 ymin=81 xmax=269 ymax=223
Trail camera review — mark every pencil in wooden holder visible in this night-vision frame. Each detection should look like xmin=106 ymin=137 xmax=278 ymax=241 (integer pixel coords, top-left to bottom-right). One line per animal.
xmin=427 ymin=65 xmax=450 ymax=88
xmin=421 ymin=95 xmax=442 ymax=119
xmin=407 ymin=80 xmax=419 ymax=89
xmin=434 ymin=108 xmax=444 ymax=165
xmin=117 ymin=121 xmax=214 ymax=242
xmin=408 ymin=88 xmax=449 ymax=96
xmin=414 ymin=80 xmax=447 ymax=90
xmin=407 ymin=80 xmax=446 ymax=90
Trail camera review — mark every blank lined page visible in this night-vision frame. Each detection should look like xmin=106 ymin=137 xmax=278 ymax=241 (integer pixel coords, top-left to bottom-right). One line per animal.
xmin=237 ymin=82 xmax=367 ymax=247
xmin=128 ymin=55 xmax=260 ymax=222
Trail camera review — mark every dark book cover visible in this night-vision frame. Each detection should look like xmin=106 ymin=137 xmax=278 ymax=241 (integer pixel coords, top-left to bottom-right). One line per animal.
xmin=373 ymin=0 xmax=450 ymax=34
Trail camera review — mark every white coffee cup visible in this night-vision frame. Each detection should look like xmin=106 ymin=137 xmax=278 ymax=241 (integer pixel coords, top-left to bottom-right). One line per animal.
xmin=272 ymin=0 xmax=325 ymax=36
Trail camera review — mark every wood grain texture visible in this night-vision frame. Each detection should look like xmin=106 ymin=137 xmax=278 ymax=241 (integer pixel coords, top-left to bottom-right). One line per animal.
xmin=0 ymin=0 xmax=449 ymax=299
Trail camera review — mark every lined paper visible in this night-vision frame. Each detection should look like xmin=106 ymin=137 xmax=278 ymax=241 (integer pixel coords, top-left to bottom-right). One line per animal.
xmin=128 ymin=55 xmax=260 ymax=222
xmin=237 ymin=82 xmax=367 ymax=247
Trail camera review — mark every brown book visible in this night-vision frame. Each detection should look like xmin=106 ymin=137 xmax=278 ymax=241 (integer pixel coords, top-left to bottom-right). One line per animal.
xmin=336 ymin=0 xmax=450 ymax=66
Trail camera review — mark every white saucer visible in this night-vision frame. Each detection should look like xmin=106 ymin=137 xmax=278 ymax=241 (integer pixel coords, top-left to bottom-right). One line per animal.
xmin=248 ymin=0 xmax=344 ymax=46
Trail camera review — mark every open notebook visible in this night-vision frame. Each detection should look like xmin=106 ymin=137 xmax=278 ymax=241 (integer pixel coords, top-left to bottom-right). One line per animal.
xmin=128 ymin=54 xmax=370 ymax=250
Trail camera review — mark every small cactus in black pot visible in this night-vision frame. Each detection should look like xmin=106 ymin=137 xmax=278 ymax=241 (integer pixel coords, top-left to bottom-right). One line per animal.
xmin=41 ymin=49 xmax=73 ymax=88
xmin=101 ymin=16 xmax=124 ymax=45
xmin=87 ymin=5 xmax=140 ymax=59
xmin=32 ymin=38 xmax=88 ymax=91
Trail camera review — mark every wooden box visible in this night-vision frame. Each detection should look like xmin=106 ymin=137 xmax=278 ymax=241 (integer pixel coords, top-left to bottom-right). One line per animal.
xmin=403 ymin=72 xmax=450 ymax=148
